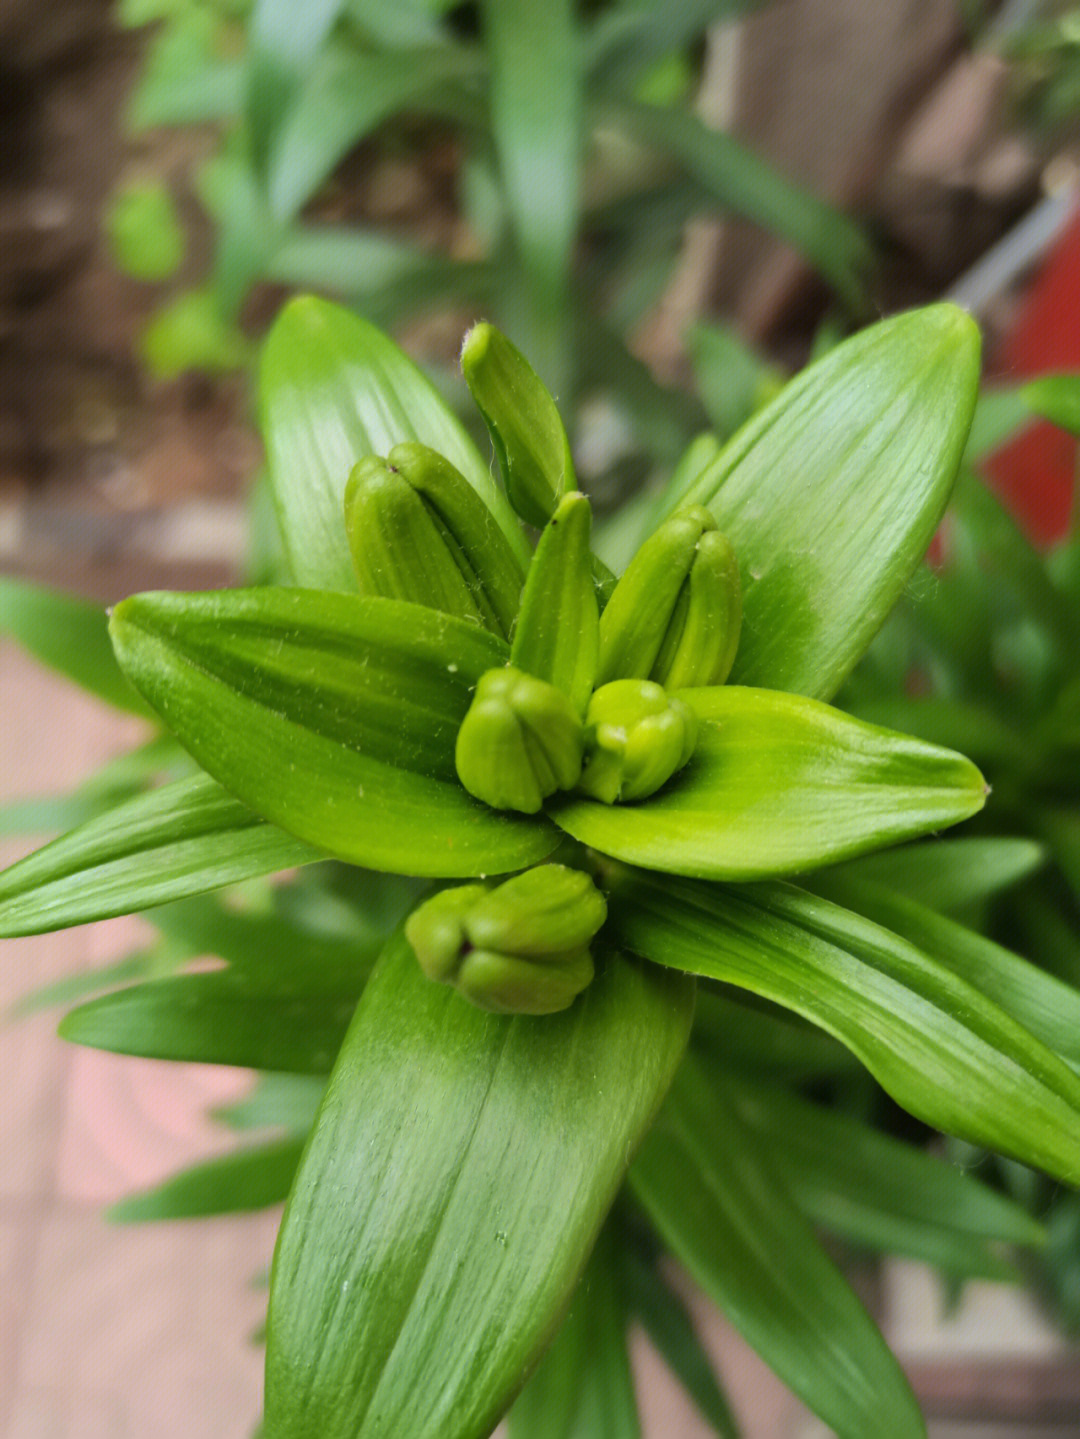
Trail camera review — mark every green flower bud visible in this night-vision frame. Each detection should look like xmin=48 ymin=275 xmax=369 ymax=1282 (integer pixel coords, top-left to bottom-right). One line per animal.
xmin=344 ymin=442 xmax=524 ymax=639
xmin=577 ymin=680 xmax=698 ymax=804
xmin=404 ymin=865 xmax=606 ymax=1014
xmin=455 ymin=666 xmax=584 ymax=814
xmin=460 ymin=322 xmax=574 ymax=529
xmin=651 ymin=527 xmax=742 ymax=690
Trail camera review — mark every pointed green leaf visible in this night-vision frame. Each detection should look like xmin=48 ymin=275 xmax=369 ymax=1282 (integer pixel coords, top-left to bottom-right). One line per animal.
xmin=608 ymin=871 xmax=1080 ymax=1183
xmin=811 ymin=874 xmax=1080 ymax=1072
xmin=511 ymin=493 xmax=598 ymax=713
xmin=109 ymin=1137 xmax=306 ymax=1222
xmin=631 ymin=1060 xmax=925 ymax=1439
xmin=621 ymin=1251 xmax=739 ymax=1439
xmin=259 ymin=297 xmax=529 ymax=591
xmin=214 ymin=1073 xmax=326 ymax=1133
xmin=830 ymin=837 xmax=1045 ymax=916
xmin=264 ymin=934 xmax=694 ymax=1439
xmin=729 ymin=1078 xmax=1044 ymax=1278
xmin=677 ymin=305 xmax=980 ymax=699
xmin=111 ymin=588 xmax=558 ymax=876
xmin=0 ymin=577 xmax=152 ymax=714
xmin=60 ymin=968 xmax=358 ymax=1074
xmin=247 ymin=0 xmax=348 ymax=166
xmin=508 ymin=1231 xmax=640 ymax=1439
xmin=0 ymin=775 xmax=321 ymax=938
xmin=552 ymin=687 xmax=986 ymax=879
xmin=1023 ymin=372 xmax=1080 ymax=435
xmin=612 ymin=101 xmax=872 ymax=312
xmin=9 ymin=945 xmax=171 ymax=1019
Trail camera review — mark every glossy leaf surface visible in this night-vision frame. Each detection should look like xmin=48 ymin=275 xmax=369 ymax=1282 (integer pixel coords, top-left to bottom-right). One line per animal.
xmin=259 ymin=297 xmax=528 ymax=591
xmin=264 ymin=935 xmax=694 ymax=1439
xmin=553 ymin=687 xmax=986 ymax=879
xmin=609 ymin=872 xmax=1080 ymax=1183
xmin=632 ymin=1060 xmax=925 ymax=1439
xmin=111 ymin=589 xmax=558 ymax=876
xmin=679 ymin=305 xmax=980 ymax=699
xmin=0 ymin=775 xmax=320 ymax=937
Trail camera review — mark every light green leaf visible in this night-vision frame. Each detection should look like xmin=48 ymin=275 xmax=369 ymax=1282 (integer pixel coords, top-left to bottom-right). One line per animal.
xmin=553 ymin=687 xmax=986 ymax=879
xmin=109 ymin=1137 xmax=306 ymax=1222
xmin=680 ymin=305 xmax=981 ymax=699
xmin=621 ymin=1250 xmax=740 ymax=1439
xmin=214 ymin=1073 xmax=326 ymax=1133
xmin=963 ymin=383 xmax=1033 ymax=463
xmin=9 ymin=945 xmax=170 ymax=1019
xmin=264 ymin=934 xmax=694 ymax=1439
xmin=0 ymin=775 xmax=321 ymax=938
xmin=612 ymin=100 xmax=872 ymax=311
xmin=104 ymin=180 xmax=186 ymax=280
xmin=0 ymin=577 xmax=151 ymax=714
xmin=631 ymin=1059 xmax=925 ymax=1439
xmin=608 ymin=871 xmax=1080 ymax=1183
xmin=259 ymin=296 xmax=528 ymax=591
xmin=508 ymin=1231 xmax=640 ymax=1439
xmin=729 ymin=1077 xmax=1044 ymax=1278
xmin=110 ymin=589 xmax=559 ymax=876
xmin=127 ymin=11 xmax=247 ymax=130
xmin=247 ymin=0 xmax=349 ymax=166
xmin=60 ymin=967 xmax=360 ymax=1074
xmin=831 ymin=836 xmax=1046 ymax=915
xmin=266 ymin=42 xmax=478 ymax=220
xmin=810 ymin=874 xmax=1080 ymax=1073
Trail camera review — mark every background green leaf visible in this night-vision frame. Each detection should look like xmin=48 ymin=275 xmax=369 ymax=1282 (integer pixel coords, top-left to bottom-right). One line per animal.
xmin=109 ymin=1137 xmax=306 ymax=1222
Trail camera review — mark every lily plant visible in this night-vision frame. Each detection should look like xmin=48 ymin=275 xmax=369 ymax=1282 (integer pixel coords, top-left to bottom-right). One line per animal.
xmin=4 ymin=297 xmax=1080 ymax=1439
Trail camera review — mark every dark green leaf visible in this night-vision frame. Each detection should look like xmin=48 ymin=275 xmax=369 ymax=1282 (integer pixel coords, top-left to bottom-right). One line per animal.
xmin=508 ymin=1231 xmax=640 ymax=1439
xmin=553 ymin=686 xmax=986 ymax=879
xmin=612 ymin=100 xmax=872 ymax=310
xmin=264 ymin=934 xmax=694 ymax=1439
xmin=810 ymin=874 xmax=1080 ymax=1073
xmin=631 ymin=1059 xmax=925 ymax=1439
xmin=679 ymin=305 xmax=981 ymax=699
xmin=0 ymin=775 xmax=321 ymax=938
xmin=0 ymin=577 xmax=151 ymax=714
xmin=266 ymin=43 xmax=479 ymax=220
xmin=111 ymin=589 xmax=559 ymax=876
xmin=109 ymin=1137 xmax=306 ymax=1222
xmin=728 ymin=1078 xmax=1044 ymax=1278
xmin=621 ymin=1250 xmax=740 ymax=1439
xmin=60 ymin=969 xmax=358 ymax=1074
xmin=480 ymin=0 xmax=582 ymax=384
xmin=608 ymin=871 xmax=1080 ymax=1183
xmin=691 ymin=988 xmax=858 ymax=1080
xmin=259 ymin=296 xmax=528 ymax=591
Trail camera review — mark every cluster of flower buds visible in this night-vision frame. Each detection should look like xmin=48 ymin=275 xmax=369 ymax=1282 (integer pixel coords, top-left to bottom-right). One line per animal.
xmin=345 ymin=323 xmax=743 ymax=1007
xmin=404 ymin=865 xmax=607 ymax=1014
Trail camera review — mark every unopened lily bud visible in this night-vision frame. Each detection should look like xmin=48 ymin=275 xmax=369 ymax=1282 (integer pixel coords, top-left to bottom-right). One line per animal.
xmin=460 ymin=322 xmax=573 ymax=529
xmin=455 ymin=666 xmax=584 ymax=814
xmin=577 ymin=679 xmax=698 ymax=804
xmin=651 ymin=527 xmax=741 ymax=689
xmin=404 ymin=865 xmax=606 ymax=1014
xmin=344 ymin=442 xmax=524 ymax=639
xmin=598 ymin=506 xmax=732 ymax=687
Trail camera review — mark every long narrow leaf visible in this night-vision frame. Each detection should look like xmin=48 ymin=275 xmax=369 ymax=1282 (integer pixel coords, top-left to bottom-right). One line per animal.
xmin=608 ymin=870 xmax=1080 ymax=1183
xmin=109 ymin=1137 xmax=306 ymax=1222
xmin=508 ymin=1231 xmax=640 ymax=1439
xmin=0 ymin=774 xmax=321 ymax=938
xmin=110 ymin=589 xmax=559 ymax=876
xmin=552 ymin=686 xmax=986 ymax=879
xmin=264 ymin=935 xmax=694 ymax=1439
xmin=831 ymin=836 xmax=1046 ymax=915
xmin=631 ymin=1059 xmax=925 ymax=1439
